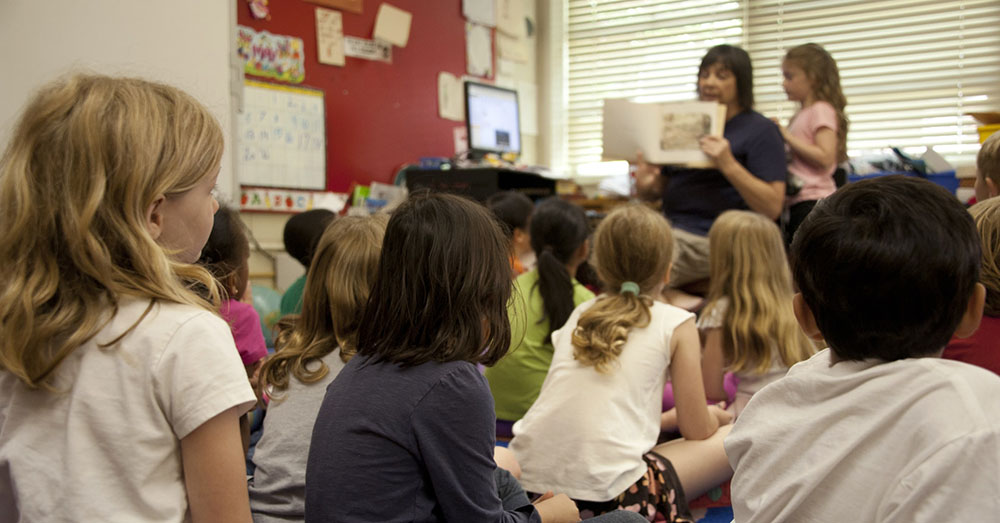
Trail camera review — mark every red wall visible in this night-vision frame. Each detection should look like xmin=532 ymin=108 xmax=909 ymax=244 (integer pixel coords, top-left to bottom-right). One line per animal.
xmin=237 ymin=1 xmax=472 ymax=192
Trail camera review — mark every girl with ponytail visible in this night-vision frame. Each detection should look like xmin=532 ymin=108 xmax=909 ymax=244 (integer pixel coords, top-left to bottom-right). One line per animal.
xmin=509 ymin=205 xmax=733 ymax=522
xmin=486 ymin=198 xmax=593 ymax=435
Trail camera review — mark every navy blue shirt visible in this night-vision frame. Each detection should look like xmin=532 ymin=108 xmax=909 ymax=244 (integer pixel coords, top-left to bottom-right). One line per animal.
xmin=305 ymin=355 xmax=539 ymax=523
xmin=661 ymin=110 xmax=785 ymax=236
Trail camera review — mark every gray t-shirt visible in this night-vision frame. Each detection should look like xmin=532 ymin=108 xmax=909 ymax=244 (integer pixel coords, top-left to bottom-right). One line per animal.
xmin=249 ymin=350 xmax=346 ymax=522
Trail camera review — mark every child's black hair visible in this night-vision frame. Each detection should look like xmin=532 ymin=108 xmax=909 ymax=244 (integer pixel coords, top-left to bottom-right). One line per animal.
xmin=529 ymin=197 xmax=590 ymax=340
xmin=199 ymin=203 xmax=250 ymax=294
xmin=700 ymin=44 xmax=754 ymax=111
xmin=356 ymin=192 xmax=513 ymax=367
xmin=486 ymin=191 xmax=534 ymax=239
xmin=791 ymin=175 xmax=981 ymax=361
xmin=283 ymin=209 xmax=336 ymax=268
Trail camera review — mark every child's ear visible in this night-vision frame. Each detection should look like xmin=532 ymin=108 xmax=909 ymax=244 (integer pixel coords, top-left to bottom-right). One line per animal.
xmin=954 ymin=283 xmax=986 ymax=338
xmin=792 ymin=293 xmax=824 ymax=341
xmin=574 ymin=238 xmax=590 ymax=263
xmin=662 ymin=263 xmax=673 ymax=285
xmin=146 ymin=194 xmax=167 ymax=240
xmin=988 ymin=177 xmax=999 ymax=198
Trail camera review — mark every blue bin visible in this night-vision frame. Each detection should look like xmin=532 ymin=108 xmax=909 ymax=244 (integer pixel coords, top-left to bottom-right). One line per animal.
xmin=847 ymin=171 xmax=958 ymax=194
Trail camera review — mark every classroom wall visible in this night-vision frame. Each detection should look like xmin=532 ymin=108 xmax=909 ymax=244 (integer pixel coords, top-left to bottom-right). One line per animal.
xmin=236 ymin=0 xmax=538 ymax=194
xmin=0 ymin=0 xmax=238 ymax=196
xmin=239 ymin=0 xmax=540 ymax=290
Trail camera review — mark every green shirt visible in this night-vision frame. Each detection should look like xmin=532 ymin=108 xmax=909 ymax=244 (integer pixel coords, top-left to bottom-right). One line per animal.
xmin=485 ymin=269 xmax=595 ymax=421
xmin=279 ymin=274 xmax=307 ymax=316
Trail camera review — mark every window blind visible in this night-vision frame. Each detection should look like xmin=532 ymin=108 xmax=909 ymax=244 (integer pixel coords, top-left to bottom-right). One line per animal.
xmin=566 ymin=0 xmax=746 ymax=168
xmin=565 ymin=0 xmax=1000 ymax=170
xmin=748 ymin=0 xmax=1000 ymax=168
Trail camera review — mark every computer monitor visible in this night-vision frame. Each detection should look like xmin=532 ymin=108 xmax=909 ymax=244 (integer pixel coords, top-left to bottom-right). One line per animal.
xmin=465 ymin=81 xmax=521 ymax=158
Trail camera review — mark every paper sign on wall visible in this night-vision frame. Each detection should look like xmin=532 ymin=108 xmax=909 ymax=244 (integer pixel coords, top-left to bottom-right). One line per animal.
xmin=344 ymin=36 xmax=392 ymax=62
xmin=304 ymin=0 xmax=363 ymax=15
xmin=237 ymin=26 xmax=306 ymax=84
xmin=466 ymin=23 xmax=493 ymax=78
xmin=373 ymin=3 xmax=412 ymax=48
xmin=438 ymin=72 xmax=464 ymax=122
xmin=241 ymin=187 xmax=348 ymax=213
xmin=496 ymin=0 xmax=526 ymax=37
xmin=463 ymin=0 xmax=496 ymax=27
xmin=316 ymin=8 xmax=345 ymax=66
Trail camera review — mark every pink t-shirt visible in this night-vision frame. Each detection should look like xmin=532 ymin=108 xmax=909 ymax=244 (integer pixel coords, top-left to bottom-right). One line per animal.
xmin=787 ymin=100 xmax=838 ymax=205
xmin=220 ymin=299 xmax=269 ymax=366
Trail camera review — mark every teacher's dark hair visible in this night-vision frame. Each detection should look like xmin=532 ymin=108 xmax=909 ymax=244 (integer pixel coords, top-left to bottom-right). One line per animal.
xmin=700 ymin=44 xmax=754 ymax=111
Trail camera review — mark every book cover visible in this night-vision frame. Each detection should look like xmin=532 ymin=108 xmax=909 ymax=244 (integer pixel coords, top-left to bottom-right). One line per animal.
xmin=602 ymin=99 xmax=726 ymax=167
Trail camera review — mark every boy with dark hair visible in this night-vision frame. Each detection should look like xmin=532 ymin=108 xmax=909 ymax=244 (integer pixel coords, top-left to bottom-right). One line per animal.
xmin=725 ymin=175 xmax=1000 ymax=522
xmin=280 ymin=209 xmax=335 ymax=316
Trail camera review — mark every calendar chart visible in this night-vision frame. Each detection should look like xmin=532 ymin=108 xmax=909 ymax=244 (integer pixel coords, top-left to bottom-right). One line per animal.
xmin=238 ymin=80 xmax=326 ymax=190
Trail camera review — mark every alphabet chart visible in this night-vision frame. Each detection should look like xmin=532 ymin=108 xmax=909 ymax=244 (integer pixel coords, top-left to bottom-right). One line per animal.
xmin=239 ymin=80 xmax=326 ymax=190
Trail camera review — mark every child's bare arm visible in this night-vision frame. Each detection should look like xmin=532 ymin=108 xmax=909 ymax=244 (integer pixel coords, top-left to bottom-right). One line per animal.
xmin=774 ymin=118 xmax=838 ymax=170
xmin=181 ymin=406 xmax=253 ymax=523
xmin=532 ymin=492 xmax=581 ymax=523
xmin=700 ymin=327 xmax=729 ymax=402
xmin=670 ymin=319 xmax=720 ymax=440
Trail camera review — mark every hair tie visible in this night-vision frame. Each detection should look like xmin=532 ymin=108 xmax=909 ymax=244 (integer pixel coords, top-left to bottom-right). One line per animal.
xmin=620 ymin=281 xmax=640 ymax=295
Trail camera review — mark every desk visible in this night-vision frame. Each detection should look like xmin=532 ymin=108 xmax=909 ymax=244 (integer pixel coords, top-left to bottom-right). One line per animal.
xmin=404 ymin=167 xmax=556 ymax=202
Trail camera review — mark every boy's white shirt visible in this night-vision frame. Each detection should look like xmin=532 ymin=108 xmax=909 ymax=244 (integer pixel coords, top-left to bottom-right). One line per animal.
xmin=0 ymin=297 xmax=256 ymax=522
xmin=726 ymin=348 xmax=1000 ymax=522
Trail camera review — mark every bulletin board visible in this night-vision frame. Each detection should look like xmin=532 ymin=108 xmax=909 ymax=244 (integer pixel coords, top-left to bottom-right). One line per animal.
xmin=236 ymin=1 xmax=468 ymax=193
xmin=238 ymin=80 xmax=327 ymax=190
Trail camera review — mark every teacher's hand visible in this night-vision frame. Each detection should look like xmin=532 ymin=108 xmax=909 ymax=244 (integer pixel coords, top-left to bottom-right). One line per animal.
xmin=700 ymin=135 xmax=735 ymax=168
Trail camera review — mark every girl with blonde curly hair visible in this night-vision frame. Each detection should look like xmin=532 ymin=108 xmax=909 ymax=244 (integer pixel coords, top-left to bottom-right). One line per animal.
xmin=510 ymin=204 xmax=733 ymax=522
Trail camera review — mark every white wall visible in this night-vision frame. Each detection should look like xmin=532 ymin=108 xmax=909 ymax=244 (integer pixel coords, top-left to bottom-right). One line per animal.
xmin=0 ymin=0 xmax=239 ymax=195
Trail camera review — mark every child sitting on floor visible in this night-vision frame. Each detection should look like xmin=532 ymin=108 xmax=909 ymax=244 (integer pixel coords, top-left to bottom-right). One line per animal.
xmin=486 ymin=190 xmax=535 ymax=277
xmin=698 ymin=210 xmax=814 ymax=418
xmin=250 ymin=214 xmax=387 ymax=522
xmin=726 ymin=175 xmax=1000 ymax=521
xmin=510 ymin=204 xmax=733 ymax=522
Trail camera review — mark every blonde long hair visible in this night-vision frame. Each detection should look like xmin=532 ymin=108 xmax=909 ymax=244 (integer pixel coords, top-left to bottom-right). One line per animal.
xmin=785 ymin=43 xmax=849 ymax=163
xmin=703 ymin=211 xmax=814 ymax=374
xmin=970 ymin=198 xmax=1000 ymax=316
xmin=0 ymin=74 xmax=224 ymax=389
xmin=259 ymin=214 xmax=388 ymax=396
xmin=571 ymin=205 xmax=673 ymax=373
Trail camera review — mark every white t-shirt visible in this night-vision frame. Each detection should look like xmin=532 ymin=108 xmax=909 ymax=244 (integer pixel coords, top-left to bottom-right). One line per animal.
xmin=0 ymin=297 xmax=257 ymax=523
xmin=510 ymin=298 xmax=694 ymax=501
xmin=726 ymin=348 xmax=1000 ymax=522
xmin=697 ymin=297 xmax=789 ymax=415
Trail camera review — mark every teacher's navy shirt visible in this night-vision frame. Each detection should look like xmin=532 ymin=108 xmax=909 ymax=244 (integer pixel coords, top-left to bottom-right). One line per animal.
xmin=661 ymin=109 xmax=785 ymax=236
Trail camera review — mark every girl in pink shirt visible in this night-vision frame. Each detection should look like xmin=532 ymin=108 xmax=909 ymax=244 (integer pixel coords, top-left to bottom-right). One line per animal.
xmin=774 ymin=43 xmax=849 ymax=244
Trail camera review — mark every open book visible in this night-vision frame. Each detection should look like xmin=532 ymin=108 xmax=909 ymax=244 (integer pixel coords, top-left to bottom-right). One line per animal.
xmin=602 ymin=99 xmax=726 ymax=167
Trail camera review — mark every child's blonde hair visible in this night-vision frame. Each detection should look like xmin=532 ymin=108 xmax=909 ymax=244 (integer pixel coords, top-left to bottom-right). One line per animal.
xmin=704 ymin=210 xmax=814 ymax=374
xmin=978 ymin=132 xmax=1000 ymax=192
xmin=785 ymin=43 xmax=849 ymax=163
xmin=0 ymin=73 xmax=224 ymax=389
xmin=260 ymin=213 xmax=388 ymax=396
xmin=970 ymin=198 xmax=1000 ymax=316
xmin=571 ymin=205 xmax=673 ymax=373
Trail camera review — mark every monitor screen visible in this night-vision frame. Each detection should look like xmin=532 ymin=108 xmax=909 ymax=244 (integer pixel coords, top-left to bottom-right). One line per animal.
xmin=465 ymin=81 xmax=521 ymax=157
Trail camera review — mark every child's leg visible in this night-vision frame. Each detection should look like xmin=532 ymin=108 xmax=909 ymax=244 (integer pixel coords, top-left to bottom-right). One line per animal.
xmin=650 ymin=424 xmax=733 ymax=500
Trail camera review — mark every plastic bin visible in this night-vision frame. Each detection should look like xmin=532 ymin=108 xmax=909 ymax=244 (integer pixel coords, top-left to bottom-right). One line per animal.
xmin=979 ymin=124 xmax=1000 ymax=144
xmin=847 ymin=171 xmax=958 ymax=195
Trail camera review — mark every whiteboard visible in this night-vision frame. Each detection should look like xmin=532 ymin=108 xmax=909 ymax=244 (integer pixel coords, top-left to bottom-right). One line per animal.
xmin=238 ymin=80 xmax=326 ymax=190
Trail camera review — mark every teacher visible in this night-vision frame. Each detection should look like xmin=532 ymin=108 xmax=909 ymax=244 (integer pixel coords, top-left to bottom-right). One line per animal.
xmin=636 ymin=44 xmax=786 ymax=293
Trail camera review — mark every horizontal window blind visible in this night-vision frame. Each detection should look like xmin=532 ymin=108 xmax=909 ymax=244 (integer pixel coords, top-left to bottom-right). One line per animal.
xmin=566 ymin=0 xmax=746 ymax=168
xmin=566 ymin=0 xmax=1000 ymax=170
xmin=748 ymin=0 xmax=1000 ymax=168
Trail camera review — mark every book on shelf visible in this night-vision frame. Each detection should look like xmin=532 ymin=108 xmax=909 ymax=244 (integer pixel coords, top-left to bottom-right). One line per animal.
xmin=602 ymin=99 xmax=726 ymax=168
